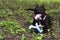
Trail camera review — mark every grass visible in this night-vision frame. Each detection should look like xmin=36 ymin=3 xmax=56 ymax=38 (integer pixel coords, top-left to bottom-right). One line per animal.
xmin=0 ymin=32 xmax=4 ymax=40
xmin=0 ymin=0 xmax=60 ymax=40
xmin=31 ymin=33 xmax=46 ymax=40
xmin=21 ymin=34 xmax=25 ymax=40
xmin=0 ymin=20 xmax=26 ymax=35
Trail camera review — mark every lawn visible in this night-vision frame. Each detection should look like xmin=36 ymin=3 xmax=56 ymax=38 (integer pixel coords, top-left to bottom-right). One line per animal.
xmin=0 ymin=0 xmax=60 ymax=40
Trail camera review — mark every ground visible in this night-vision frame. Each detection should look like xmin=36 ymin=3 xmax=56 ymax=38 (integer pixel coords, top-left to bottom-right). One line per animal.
xmin=0 ymin=0 xmax=60 ymax=40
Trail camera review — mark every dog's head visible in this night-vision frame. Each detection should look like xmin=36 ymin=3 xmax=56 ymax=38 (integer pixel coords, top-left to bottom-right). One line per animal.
xmin=26 ymin=4 xmax=45 ymax=14
xmin=26 ymin=4 xmax=46 ymax=19
xmin=34 ymin=4 xmax=45 ymax=14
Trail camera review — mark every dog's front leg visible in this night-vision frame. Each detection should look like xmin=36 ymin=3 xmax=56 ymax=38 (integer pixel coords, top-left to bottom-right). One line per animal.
xmin=35 ymin=23 xmax=43 ymax=34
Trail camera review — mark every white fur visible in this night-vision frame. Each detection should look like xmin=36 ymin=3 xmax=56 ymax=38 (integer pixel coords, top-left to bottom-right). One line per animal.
xmin=29 ymin=23 xmax=44 ymax=33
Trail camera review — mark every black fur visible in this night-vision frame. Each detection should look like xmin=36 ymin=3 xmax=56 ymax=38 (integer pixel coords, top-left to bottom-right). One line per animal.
xmin=26 ymin=4 xmax=53 ymax=33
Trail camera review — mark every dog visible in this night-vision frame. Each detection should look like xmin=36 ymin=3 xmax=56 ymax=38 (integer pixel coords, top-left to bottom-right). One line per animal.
xmin=26 ymin=4 xmax=53 ymax=34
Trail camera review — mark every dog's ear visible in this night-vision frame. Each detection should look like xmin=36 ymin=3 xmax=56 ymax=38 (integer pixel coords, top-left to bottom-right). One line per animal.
xmin=41 ymin=4 xmax=45 ymax=11
xmin=35 ymin=4 xmax=39 ymax=10
xmin=35 ymin=4 xmax=38 ymax=8
xmin=41 ymin=4 xmax=44 ymax=7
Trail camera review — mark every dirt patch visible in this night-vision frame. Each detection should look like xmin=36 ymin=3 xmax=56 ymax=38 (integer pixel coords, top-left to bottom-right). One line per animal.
xmin=15 ymin=14 xmax=30 ymax=27
xmin=13 ymin=34 xmax=22 ymax=40
xmin=4 ymin=31 xmax=22 ymax=40
xmin=0 ymin=26 xmax=4 ymax=32
xmin=42 ymin=33 xmax=54 ymax=40
xmin=0 ymin=17 xmax=6 ymax=21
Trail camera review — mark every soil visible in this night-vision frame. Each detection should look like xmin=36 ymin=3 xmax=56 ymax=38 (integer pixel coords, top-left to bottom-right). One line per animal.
xmin=0 ymin=14 xmax=60 ymax=40
xmin=0 ymin=17 xmax=6 ymax=21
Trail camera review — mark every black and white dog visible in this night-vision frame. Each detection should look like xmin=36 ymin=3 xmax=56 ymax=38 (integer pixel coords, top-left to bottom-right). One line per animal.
xmin=26 ymin=4 xmax=53 ymax=34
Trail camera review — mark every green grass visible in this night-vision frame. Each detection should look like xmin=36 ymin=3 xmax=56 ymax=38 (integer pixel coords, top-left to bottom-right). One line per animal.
xmin=31 ymin=33 xmax=46 ymax=40
xmin=21 ymin=34 xmax=25 ymax=40
xmin=0 ymin=20 xmax=26 ymax=35
xmin=0 ymin=32 xmax=4 ymax=40
xmin=0 ymin=0 xmax=60 ymax=40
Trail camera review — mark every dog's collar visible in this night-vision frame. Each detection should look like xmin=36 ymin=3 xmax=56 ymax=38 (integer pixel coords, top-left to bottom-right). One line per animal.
xmin=43 ymin=15 xmax=46 ymax=20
